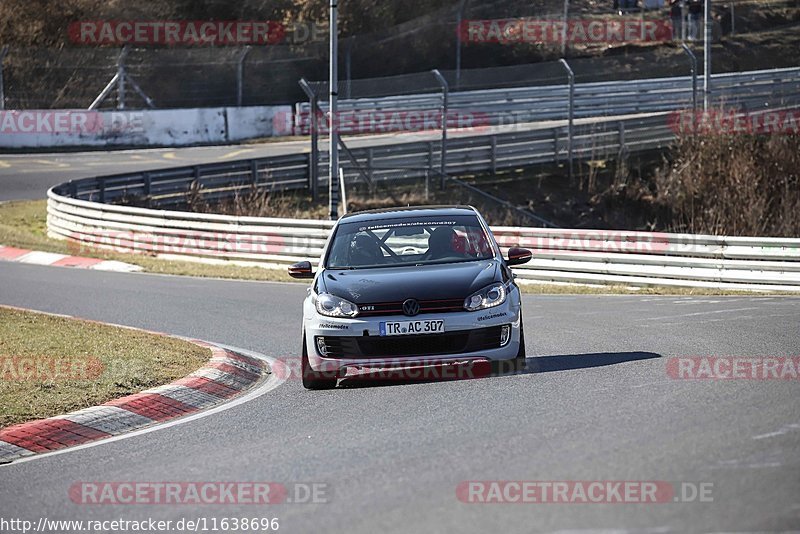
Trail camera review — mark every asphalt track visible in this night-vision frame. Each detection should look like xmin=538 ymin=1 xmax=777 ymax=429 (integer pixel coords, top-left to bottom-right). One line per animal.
xmin=1 ymin=261 xmax=798 ymax=533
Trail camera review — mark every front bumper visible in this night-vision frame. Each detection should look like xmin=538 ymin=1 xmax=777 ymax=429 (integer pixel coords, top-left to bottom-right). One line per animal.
xmin=302 ymin=295 xmax=522 ymax=372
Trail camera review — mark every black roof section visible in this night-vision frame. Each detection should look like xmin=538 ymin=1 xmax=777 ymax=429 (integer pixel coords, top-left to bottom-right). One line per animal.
xmin=338 ymin=205 xmax=478 ymax=224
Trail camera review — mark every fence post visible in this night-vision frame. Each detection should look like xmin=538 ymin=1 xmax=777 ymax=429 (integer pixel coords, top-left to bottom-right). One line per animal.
xmin=0 ymin=46 xmax=8 ymax=110
xmin=558 ymin=58 xmax=575 ymax=180
xmin=455 ymin=0 xmax=469 ymax=89
xmin=681 ymin=43 xmax=698 ymax=114
xmin=236 ymin=46 xmax=252 ymax=107
xmin=561 ymin=0 xmax=570 ymax=55
xmin=617 ymin=122 xmax=627 ymax=159
xmin=431 ymin=69 xmax=449 ymax=190
xmin=703 ymin=0 xmax=711 ymax=111
xmin=298 ymin=78 xmax=319 ymax=202
xmin=117 ymin=46 xmax=128 ymax=110
xmin=427 ymin=141 xmax=434 ymax=173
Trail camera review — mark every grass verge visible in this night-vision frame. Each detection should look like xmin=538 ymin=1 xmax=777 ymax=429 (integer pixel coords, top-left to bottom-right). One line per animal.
xmin=0 ymin=199 xmax=785 ymax=296
xmin=0 ymin=306 xmax=210 ymax=428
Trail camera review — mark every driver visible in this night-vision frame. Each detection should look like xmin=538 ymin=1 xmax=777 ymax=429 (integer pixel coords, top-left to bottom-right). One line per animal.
xmin=426 ymin=226 xmax=456 ymax=260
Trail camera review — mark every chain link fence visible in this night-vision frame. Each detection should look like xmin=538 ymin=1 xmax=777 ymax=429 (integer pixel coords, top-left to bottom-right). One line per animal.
xmin=0 ymin=0 xmax=795 ymax=109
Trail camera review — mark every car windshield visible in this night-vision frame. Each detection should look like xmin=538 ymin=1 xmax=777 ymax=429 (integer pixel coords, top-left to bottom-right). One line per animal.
xmin=326 ymin=214 xmax=495 ymax=269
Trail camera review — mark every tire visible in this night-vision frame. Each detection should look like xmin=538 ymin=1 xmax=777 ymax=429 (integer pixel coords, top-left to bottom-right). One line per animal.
xmin=301 ymin=334 xmax=338 ymax=390
xmin=490 ymin=322 xmax=527 ymax=375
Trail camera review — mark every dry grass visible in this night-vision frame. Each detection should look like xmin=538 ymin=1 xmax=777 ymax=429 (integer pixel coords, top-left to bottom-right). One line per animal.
xmin=0 ymin=306 xmax=210 ymax=428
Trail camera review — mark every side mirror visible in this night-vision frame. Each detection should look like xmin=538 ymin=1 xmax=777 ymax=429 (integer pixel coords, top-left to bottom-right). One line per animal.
xmin=506 ymin=247 xmax=532 ymax=266
xmin=288 ymin=261 xmax=315 ymax=279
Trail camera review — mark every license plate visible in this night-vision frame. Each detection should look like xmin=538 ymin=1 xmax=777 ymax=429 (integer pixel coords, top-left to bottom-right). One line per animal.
xmin=379 ymin=319 xmax=445 ymax=336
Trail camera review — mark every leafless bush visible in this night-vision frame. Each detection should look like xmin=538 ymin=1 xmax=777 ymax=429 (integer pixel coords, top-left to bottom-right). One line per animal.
xmin=655 ymin=132 xmax=800 ymax=236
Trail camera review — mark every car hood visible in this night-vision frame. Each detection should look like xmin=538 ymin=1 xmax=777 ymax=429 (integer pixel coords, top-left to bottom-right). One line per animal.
xmin=319 ymin=260 xmax=500 ymax=303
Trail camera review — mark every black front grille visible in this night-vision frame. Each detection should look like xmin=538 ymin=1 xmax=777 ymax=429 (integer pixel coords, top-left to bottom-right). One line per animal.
xmin=358 ymin=298 xmax=465 ymax=317
xmin=317 ymin=325 xmax=505 ymax=359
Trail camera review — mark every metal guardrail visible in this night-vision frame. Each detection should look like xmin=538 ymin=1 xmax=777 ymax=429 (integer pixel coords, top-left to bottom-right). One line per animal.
xmin=47 ymin=190 xmax=800 ymax=291
xmin=55 ymin=111 xmax=676 ymax=207
xmin=295 ymin=67 xmax=800 ymax=134
xmin=45 ymin=66 xmax=800 ymax=291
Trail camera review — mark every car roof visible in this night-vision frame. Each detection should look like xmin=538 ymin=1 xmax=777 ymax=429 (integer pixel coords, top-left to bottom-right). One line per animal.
xmin=338 ymin=205 xmax=479 ymax=224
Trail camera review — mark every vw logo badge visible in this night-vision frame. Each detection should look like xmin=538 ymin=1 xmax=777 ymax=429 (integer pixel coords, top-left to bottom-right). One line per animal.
xmin=402 ymin=299 xmax=420 ymax=317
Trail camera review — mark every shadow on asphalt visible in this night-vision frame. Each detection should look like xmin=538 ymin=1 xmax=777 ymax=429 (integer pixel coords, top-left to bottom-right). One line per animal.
xmin=335 ymin=351 xmax=661 ymax=389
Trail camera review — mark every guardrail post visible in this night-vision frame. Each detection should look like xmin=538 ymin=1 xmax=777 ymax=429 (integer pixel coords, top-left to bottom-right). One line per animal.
xmin=681 ymin=43 xmax=698 ymax=114
xmin=617 ymin=122 xmax=627 ymax=160
xmin=0 ymin=46 xmax=8 ymax=110
xmin=431 ymin=69 xmax=449 ymax=190
xmin=236 ymin=46 xmax=252 ymax=107
xmin=250 ymin=160 xmax=259 ymax=186
xmin=427 ymin=141 xmax=434 ymax=173
xmin=558 ymin=58 xmax=575 ymax=180
xmin=490 ymin=136 xmax=497 ymax=175
xmin=367 ymin=147 xmax=374 ymax=189
xmin=98 ymin=178 xmax=106 ymax=203
xmin=554 ymin=129 xmax=560 ymax=163
xmin=298 ymin=78 xmax=319 ymax=202
xmin=425 ymin=170 xmax=430 ymax=200
xmin=143 ymin=173 xmax=151 ymax=197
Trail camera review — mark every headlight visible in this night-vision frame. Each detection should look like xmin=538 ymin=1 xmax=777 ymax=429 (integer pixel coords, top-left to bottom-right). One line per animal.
xmin=464 ymin=282 xmax=507 ymax=311
xmin=315 ymin=293 xmax=359 ymax=318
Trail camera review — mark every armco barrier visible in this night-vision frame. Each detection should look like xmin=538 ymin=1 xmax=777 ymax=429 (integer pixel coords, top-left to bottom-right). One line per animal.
xmin=296 ymin=67 xmax=800 ymax=134
xmin=47 ymin=189 xmax=800 ymax=291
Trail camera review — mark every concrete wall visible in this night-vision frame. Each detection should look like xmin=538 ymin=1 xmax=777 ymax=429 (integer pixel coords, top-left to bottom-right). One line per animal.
xmin=0 ymin=105 xmax=293 ymax=149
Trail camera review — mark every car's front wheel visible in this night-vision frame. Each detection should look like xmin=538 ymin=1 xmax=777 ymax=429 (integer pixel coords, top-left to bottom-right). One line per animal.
xmin=301 ymin=334 xmax=338 ymax=390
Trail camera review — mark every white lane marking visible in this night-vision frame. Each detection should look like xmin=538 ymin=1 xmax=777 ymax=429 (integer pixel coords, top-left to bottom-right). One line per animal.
xmin=219 ymin=148 xmax=254 ymax=160
xmin=643 ymin=307 xmax=761 ymax=321
xmin=753 ymin=423 xmax=800 ymax=441
xmin=2 ymin=343 xmax=286 ymax=467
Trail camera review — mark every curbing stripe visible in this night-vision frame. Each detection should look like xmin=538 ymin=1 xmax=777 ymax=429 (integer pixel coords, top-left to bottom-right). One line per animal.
xmin=0 ymin=440 xmax=36 ymax=460
xmin=146 ymin=384 xmax=226 ymax=409
xmin=0 ymin=244 xmax=141 ymax=272
xmin=0 ymin=419 xmax=110 ymax=453
xmin=105 ymin=392 xmax=199 ymax=421
xmin=51 ymin=256 xmax=104 ymax=268
xmin=0 ymin=246 xmax=31 ymax=261
xmin=53 ymin=406 xmax=156 ymax=436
